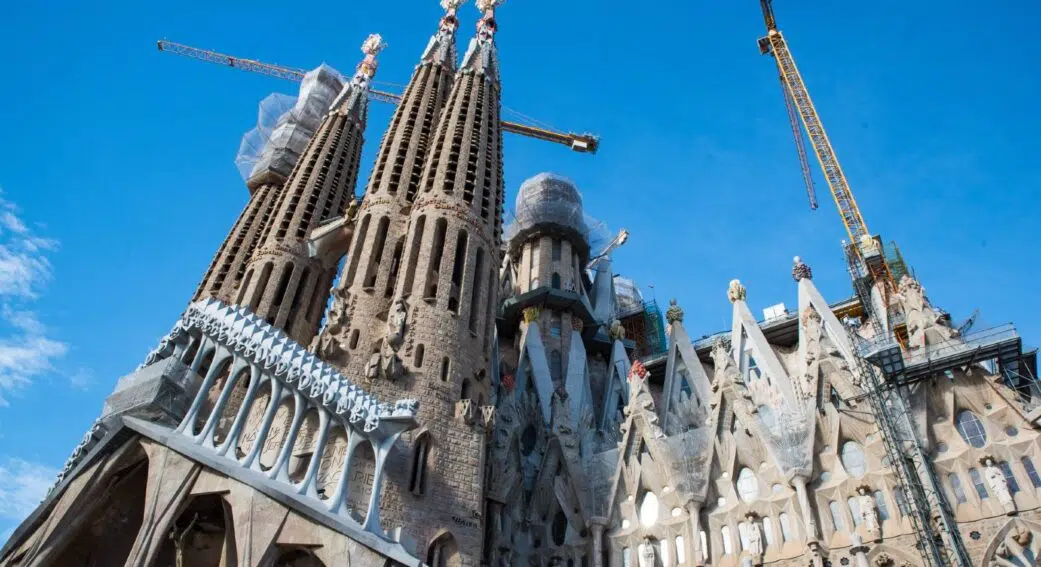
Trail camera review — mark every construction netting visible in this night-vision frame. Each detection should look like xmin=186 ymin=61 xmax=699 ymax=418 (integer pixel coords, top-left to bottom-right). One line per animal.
xmin=235 ymin=64 xmax=345 ymax=183
xmin=503 ymin=173 xmax=611 ymax=255
xmin=613 ymin=276 xmax=644 ymax=319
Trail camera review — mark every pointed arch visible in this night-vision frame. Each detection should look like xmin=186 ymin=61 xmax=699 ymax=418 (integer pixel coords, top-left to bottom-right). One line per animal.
xmin=409 ymin=430 xmax=432 ymax=496
xmin=426 ymin=531 xmax=460 ymax=567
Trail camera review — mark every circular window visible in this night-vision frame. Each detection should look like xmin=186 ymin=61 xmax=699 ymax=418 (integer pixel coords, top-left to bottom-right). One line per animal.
xmin=820 ymin=471 xmax=832 ymax=483
xmin=1006 ymin=426 xmax=1019 ymax=437
xmin=717 ymin=497 xmax=726 ymax=507
xmin=736 ymin=468 xmax=760 ymax=503
xmin=639 ymin=492 xmax=659 ymax=527
xmin=521 ymin=425 xmax=537 ymax=456
xmin=772 ymin=483 xmax=784 ymax=494
xmin=985 ymin=403 xmax=994 ymax=411
xmin=936 ymin=443 xmax=949 ymax=454
xmin=840 ymin=442 xmax=867 ymax=478
xmin=552 ymin=511 xmax=567 ymax=545
xmin=956 ymin=411 xmax=987 ymax=448
xmin=672 ymin=507 xmax=682 ymax=517
xmin=622 ymin=519 xmax=631 ymax=529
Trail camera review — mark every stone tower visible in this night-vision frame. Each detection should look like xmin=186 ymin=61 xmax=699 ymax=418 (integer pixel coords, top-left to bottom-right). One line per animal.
xmin=314 ymin=0 xmax=466 ymax=378
xmin=235 ymin=37 xmax=386 ymax=345
xmin=191 ymin=66 xmax=344 ymax=307
xmin=354 ymin=2 xmax=507 ymax=564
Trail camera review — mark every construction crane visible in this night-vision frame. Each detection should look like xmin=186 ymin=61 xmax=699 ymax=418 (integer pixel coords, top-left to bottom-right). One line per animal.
xmin=756 ymin=4 xmax=971 ymax=567
xmin=157 ymin=40 xmax=600 ymax=154
xmin=587 ymin=229 xmax=630 ymax=271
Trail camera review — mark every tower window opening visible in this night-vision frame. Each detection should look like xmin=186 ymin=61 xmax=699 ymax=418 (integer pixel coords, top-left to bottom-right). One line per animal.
xmin=415 ymin=344 xmax=425 ymax=368
xmin=251 ymin=262 xmax=274 ymax=311
xmin=949 ymin=473 xmax=968 ymax=504
xmin=349 ymin=329 xmax=360 ymax=350
xmin=344 ymin=214 xmax=371 ymax=288
xmin=385 ymin=238 xmax=405 ymax=298
xmin=969 ymin=467 xmax=989 ymax=499
xmin=307 ymin=275 xmax=330 ymax=324
xmin=461 ymin=379 xmax=472 ymax=401
xmin=468 ymin=248 xmax=485 ymax=332
xmin=440 ymin=357 xmax=451 ymax=382
xmin=1022 ymin=456 xmax=1041 ymax=487
xmin=288 ymin=267 xmax=311 ymax=322
xmin=448 ymin=230 xmax=468 ymax=313
xmin=409 ymin=433 xmax=430 ymax=496
xmin=424 ymin=219 xmax=449 ymax=301
xmin=363 ymin=217 xmax=391 ymax=289
xmin=236 ymin=269 xmax=254 ymax=304
xmin=269 ymin=264 xmax=295 ymax=323
xmin=401 ymin=216 xmax=426 ymax=298
xmin=551 ymin=273 xmax=561 ymax=290
xmin=552 ymin=239 xmax=562 ymax=261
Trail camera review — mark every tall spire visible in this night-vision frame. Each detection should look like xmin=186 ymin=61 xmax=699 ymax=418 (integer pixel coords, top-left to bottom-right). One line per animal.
xmin=314 ymin=2 xmax=465 ymax=371
xmin=236 ymin=35 xmax=383 ymax=345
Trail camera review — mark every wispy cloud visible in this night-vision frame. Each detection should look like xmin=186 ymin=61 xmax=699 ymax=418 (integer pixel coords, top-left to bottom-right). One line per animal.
xmin=0 ymin=190 xmax=68 ymax=406
xmin=0 ymin=457 xmax=58 ymax=524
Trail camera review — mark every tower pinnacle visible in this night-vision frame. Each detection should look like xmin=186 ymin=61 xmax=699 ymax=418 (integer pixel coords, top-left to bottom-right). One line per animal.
xmin=329 ymin=34 xmax=387 ymax=114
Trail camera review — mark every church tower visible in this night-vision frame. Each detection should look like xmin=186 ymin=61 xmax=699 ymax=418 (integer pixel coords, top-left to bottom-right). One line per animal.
xmin=315 ymin=0 xmax=466 ymax=378
xmin=191 ymin=66 xmax=343 ymax=307
xmin=235 ymin=36 xmax=385 ymax=345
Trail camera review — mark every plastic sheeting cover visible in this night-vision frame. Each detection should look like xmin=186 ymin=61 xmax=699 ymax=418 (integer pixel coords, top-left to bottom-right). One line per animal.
xmin=236 ymin=64 xmax=345 ymax=183
xmin=614 ymin=276 xmax=644 ymax=317
xmin=504 ymin=172 xmax=611 ymax=253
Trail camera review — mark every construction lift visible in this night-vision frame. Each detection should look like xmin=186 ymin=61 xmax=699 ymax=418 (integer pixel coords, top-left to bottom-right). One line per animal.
xmin=157 ymin=40 xmax=600 ymax=154
xmin=756 ymin=2 xmax=972 ymax=566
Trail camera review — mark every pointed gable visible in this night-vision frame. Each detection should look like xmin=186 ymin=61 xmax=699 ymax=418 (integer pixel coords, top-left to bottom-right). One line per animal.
xmin=516 ymin=317 xmax=558 ymax=424
xmin=660 ymin=306 xmax=712 ymax=434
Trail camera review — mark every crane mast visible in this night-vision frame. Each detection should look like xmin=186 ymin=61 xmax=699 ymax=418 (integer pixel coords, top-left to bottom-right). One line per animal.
xmin=755 ymin=3 xmax=971 ymax=567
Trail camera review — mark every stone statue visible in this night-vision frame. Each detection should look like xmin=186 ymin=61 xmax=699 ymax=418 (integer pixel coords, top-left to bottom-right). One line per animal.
xmin=365 ymin=352 xmax=381 ymax=382
xmin=897 ymin=275 xmax=958 ymax=350
xmin=857 ymin=486 xmax=881 ymax=541
xmin=637 ymin=538 xmax=656 ymax=567
xmin=799 ymin=307 xmax=823 ymax=399
xmin=728 ymin=279 xmax=747 ymax=303
xmin=710 ymin=337 xmax=754 ymax=410
xmin=609 ymin=319 xmax=626 ymax=341
xmin=747 ymin=514 xmax=764 ymax=561
xmin=381 ymin=342 xmax=405 ymax=382
xmin=983 ymin=457 xmax=1017 ymax=515
xmin=386 ymin=298 xmax=408 ymax=350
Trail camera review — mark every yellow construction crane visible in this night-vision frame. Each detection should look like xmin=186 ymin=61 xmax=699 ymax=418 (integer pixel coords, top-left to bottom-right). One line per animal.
xmin=756 ymin=0 xmax=900 ymax=332
xmin=157 ymin=40 xmax=599 ymax=154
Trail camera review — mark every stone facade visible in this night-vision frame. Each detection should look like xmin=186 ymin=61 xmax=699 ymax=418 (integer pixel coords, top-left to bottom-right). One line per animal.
xmin=3 ymin=4 xmax=1039 ymax=567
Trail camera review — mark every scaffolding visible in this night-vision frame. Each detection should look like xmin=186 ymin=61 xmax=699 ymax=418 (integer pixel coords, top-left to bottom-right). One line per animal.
xmin=613 ymin=277 xmax=667 ymax=358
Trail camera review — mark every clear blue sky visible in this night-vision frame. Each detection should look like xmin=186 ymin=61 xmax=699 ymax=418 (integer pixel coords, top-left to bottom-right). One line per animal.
xmin=0 ymin=0 xmax=1038 ymax=540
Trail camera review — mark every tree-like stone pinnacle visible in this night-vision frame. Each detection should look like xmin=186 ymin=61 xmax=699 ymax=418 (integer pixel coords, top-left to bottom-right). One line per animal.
xmin=792 ymin=255 xmax=813 ymax=282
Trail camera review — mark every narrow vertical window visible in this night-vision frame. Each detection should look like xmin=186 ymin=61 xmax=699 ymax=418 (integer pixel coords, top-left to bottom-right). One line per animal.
xmin=551 ymin=273 xmax=561 ymax=289
xmin=999 ymin=461 xmax=1021 ymax=493
xmin=460 ymin=379 xmax=472 ymax=401
xmin=828 ymin=501 xmax=844 ymax=531
xmin=1022 ymin=456 xmax=1041 ymax=488
xmin=424 ymin=219 xmax=448 ymax=300
xmin=288 ymin=267 xmax=311 ymax=321
xmin=236 ymin=269 xmax=253 ymax=304
xmin=779 ymin=513 xmax=792 ymax=542
xmin=363 ymin=217 xmax=390 ymax=288
xmin=440 ymin=357 xmax=451 ymax=382
xmin=468 ymin=248 xmax=484 ymax=332
xmin=550 ymin=350 xmax=562 ymax=383
xmin=762 ymin=517 xmax=775 ymax=546
xmin=349 ymin=329 xmax=360 ymax=350
xmin=409 ymin=433 xmax=430 ymax=496
xmin=675 ymin=536 xmax=685 ymax=564
xmin=949 ymin=473 xmax=968 ymax=504
xmin=250 ymin=262 xmax=274 ymax=310
xmin=414 ymin=344 xmax=425 ymax=368
xmin=874 ymin=491 xmax=890 ymax=520
xmin=344 ymin=214 xmax=371 ymax=288
xmin=385 ymin=238 xmax=404 ymax=297
xmin=622 ymin=548 xmax=632 ymax=567
xmin=721 ymin=526 xmax=733 ymax=555
xmin=969 ymin=467 xmax=989 ymax=499
xmin=848 ymin=496 xmax=862 ymax=527
xmin=400 ymin=216 xmax=426 ymax=298
xmin=448 ymin=230 xmax=468 ymax=313
xmin=552 ymin=239 xmax=561 ymax=261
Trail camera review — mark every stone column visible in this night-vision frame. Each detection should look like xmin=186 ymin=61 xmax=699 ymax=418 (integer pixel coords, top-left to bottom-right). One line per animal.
xmin=791 ymin=475 xmax=819 ymax=544
xmin=687 ymin=501 xmax=704 ymax=566
xmin=589 ymin=517 xmax=608 ymax=567
xmin=849 ymin=534 xmax=870 ymax=567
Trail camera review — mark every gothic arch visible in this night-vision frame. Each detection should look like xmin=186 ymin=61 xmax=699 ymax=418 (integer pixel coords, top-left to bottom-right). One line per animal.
xmin=426 ymin=530 xmax=461 ymax=567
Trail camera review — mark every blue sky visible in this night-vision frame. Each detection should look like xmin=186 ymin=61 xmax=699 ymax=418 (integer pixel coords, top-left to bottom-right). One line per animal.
xmin=0 ymin=0 xmax=1038 ymax=541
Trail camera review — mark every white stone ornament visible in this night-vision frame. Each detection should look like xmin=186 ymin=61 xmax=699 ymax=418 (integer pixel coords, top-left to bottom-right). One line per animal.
xmin=637 ymin=538 xmax=656 ymax=567
xmin=983 ymin=457 xmax=1017 ymax=515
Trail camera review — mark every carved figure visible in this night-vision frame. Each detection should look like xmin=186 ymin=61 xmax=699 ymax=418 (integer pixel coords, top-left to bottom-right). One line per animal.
xmin=898 ymin=275 xmax=958 ymax=349
xmin=710 ymin=338 xmax=754 ymax=409
xmin=857 ymin=486 xmax=881 ymax=541
xmin=365 ymin=352 xmax=381 ymax=382
xmin=637 ymin=538 xmax=656 ymax=567
xmin=747 ymin=514 xmax=764 ymax=561
xmin=381 ymin=343 xmax=405 ymax=382
xmin=727 ymin=279 xmax=747 ymax=303
xmin=800 ymin=307 xmax=824 ymax=399
xmin=983 ymin=457 xmax=1017 ymax=515
xmin=609 ymin=319 xmax=626 ymax=341
xmin=386 ymin=298 xmax=408 ymax=350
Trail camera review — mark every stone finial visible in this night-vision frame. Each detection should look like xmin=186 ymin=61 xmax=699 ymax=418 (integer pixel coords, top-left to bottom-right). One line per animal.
xmin=792 ymin=256 xmax=813 ymax=281
xmin=665 ymin=299 xmax=684 ymax=325
xmin=628 ymin=359 xmax=649 ymax=383
xmin=727 ymin=279 xmax=746 ymax=303
xmin=441 ymin=0 xmax=466 ymax=12
xmin=361 ymin=34 xmax=388 ymax=57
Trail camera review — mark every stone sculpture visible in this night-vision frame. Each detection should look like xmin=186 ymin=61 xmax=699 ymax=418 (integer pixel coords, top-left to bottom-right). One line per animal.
xmin=983 ymin=457 xmax=1017 ymax=515
xmin=609 ymin=319 xmax=626 ymax=341
xmin=747 ymin=513 xmax=764 ymax=562
xmin=728 ymin=279 xmax=747 ymax=303
xmin=898 ymin=275 xmax=958 ymax=349
xmin=857 ymin=486 xmax=881 ymax=541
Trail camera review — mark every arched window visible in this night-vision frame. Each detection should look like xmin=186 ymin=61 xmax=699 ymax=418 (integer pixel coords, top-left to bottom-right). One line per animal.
xmin=779 ymin=513 xmax=792 ymax=542
xmin=440 ymin=357 xmax=451 ymax=382
xmin=949 ymin=473 xmax=967 ymax=504
xmin=840 ymin=441 xmax=867 ymax=478
xmin=414 ymin=344 xmax=425 ymax=368
xmin=999 ymin=461 xmax=1021 ymax=493
xmin=551 ymin=511 xmax=567 ymax=545
xmin=736 ymin=468 xmax=759 ymax=503
xmin=848 ymin=496 xmax=862 ymax=527
xmin=552 ymin=239 xmax=562 ymax=261
xmin=762 ymin=517 xmax=775 ymax=546
xmin=349 ymin=329 xmax=360 ymax=350
xmin=969 ymin=467 xmax=989 ymax=499
xmin=621 ymin=547 xmax=632 ymax=567
xmin=551 ymin=273 xmax=561 ymax=289
xmin=737 ymin=522 xmax=750 ymax=550
xmin=410 ymin=433 xmax=431 ymax=496
xmin=426 ymin=533 xmax=458 ymax=567
xmin=874 ymin=491 xmax=890 ymax=520
xmin=829 ymin=501 xmax=845 ymax=531
xmin=675 ymin=536 xmax=685 ymax=564
xmin=956 ymin=410 xmax=987 ymax=448
xmin=660 ymin=540 xmax=670 ymax=567
xmin=721 ymin=526 xmax=733 ymax=555
xmin=1022 ymin=456 xmax=1041 ymax=488
xmin=460 ymin=379 xmax=472 ymax=401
